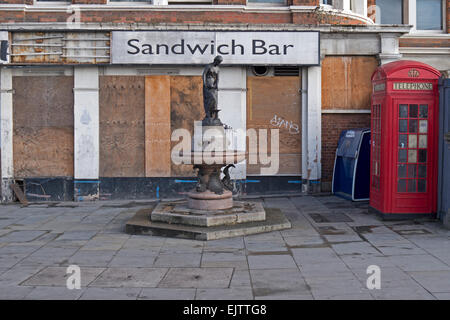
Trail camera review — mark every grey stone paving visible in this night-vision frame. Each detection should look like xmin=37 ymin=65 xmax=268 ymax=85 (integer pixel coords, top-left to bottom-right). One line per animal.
xmin=0 ymin=195 xmax=449 ymax=299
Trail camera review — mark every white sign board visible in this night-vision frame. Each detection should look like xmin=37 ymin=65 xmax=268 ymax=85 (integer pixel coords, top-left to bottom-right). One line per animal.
xmin=111 ymin=31 xmax=319 ymax=65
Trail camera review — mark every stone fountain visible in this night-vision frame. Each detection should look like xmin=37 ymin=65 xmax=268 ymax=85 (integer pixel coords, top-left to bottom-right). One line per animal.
xmin=126 ymin=56 xmax=291 ymax=240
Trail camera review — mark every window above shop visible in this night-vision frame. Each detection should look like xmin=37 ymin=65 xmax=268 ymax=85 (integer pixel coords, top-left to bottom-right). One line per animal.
xmin=34 ymin=0 xmax=70 ymax=4
xmin=376 ymin=0 xmax=404 ymax=24
xmin=247 ymin=0 xmax=287 ymax=6
xmin=416 ymin=0 xmax=443 ymax=31
xmin=374 ymin=0 xmax=446 ymax=33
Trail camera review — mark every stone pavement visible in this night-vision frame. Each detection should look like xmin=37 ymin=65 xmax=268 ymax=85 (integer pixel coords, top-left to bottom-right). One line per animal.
xmin=0 ymin=195 xmax=449 ymax=300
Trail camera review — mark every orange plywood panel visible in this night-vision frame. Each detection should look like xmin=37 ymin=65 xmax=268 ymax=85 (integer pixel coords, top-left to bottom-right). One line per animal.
xmin=99 ymin=76 xmax=145 ymax=177
xmin=322 ymin=56 xmax=378 ymax=110
xmin=170 ymin=76 xmax=204 ymax=177
xmin=13 ymin=76 xmax=74 ymax=178
xmin=246 ymin=76 xmax=301 ymax=175
xmin=145 ymin=76 xmax=172 ymax=177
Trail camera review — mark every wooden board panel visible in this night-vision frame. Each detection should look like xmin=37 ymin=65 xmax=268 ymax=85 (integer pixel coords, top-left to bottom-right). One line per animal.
xmin=170 ymin=76 xmax=204 ymax=177
xmin=246 ymin=76 xmax=301 ymax=175
xmin=99 ymin=76 xmax=145 ymax=177
xmin=145 ymin=76 xmax=171 ymax=177
xmin=322 ymin=56 xmax=378 ymax=110
xmin=13 ymin=76 xmax=74 ymax=177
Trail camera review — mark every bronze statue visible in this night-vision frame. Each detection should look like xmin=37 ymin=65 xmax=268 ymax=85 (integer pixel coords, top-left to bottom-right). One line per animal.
xmin=202 ymin=55 xmax=223 ymax=126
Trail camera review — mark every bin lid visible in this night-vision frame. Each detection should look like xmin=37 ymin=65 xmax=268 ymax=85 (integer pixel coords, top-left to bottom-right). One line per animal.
xmin=336 ymin=128 xmax=370 ymax=158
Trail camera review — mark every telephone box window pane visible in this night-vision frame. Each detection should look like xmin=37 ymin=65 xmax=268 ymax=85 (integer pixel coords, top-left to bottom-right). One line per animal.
xmin=409 ymin=105 xmax=418 ymax=118
xmin=399 ymin=120 xmax=408 ymax=133
xmin=419 ymin=120 xmax=428 ymax=133
xmin=408 ymin=180 xmax=416 ymax=193
xmin=408 ymin=165 xmax=417 ymax=178
xmin=409 ymin=120 xmax=418 ymax=133
xmin=408 ymin=134 xmax=417 ymax=148
xmin=418 ymin=180 xmax=426 ymax=193
xmin=408 ymin=150 xmax=417 ymax=163
xmin=418 ymin=164 xmax=427 ymax=178
xmin=419 ymin=135 xmax=427 ymax=148
xmin=419 ymin=105 xmax=428 ymax=118
xmin=419 ymin=149 xmax=427 ymax=162
xmin=398 ymin=179 xmax=407 ymax=192
xmin=399 ymin=134 xmax=407 ymax=148
xmin=398 ymin=164 xmax=407 ymax=178
xmin=399 ymin=149 xmax=407 ymax=162
xmin=399 ymin=105 xmax=408 ymax=118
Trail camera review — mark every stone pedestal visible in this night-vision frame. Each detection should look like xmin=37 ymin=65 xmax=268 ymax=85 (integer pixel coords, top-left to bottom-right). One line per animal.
xmin=187 ymin=190 xmax=233 ymax=210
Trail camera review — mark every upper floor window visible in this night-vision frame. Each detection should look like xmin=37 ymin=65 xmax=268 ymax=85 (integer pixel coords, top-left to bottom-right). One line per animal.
xmin=376 ymin=0 xmax=404 ymax=24
xmin=416 ymin=0 xmax=443 ymax=30
xmin=373 ymin=0 xmax=445 ymax=33
xmin=322 ymin=0 xmax=333 ymax=5
xmin=247 ymin=0 xmax=287 ymax=5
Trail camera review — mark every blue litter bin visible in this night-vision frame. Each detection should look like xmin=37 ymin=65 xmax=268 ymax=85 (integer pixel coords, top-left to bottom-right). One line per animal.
xmin=438 ymin=78 xmax=450 ymax=227
xmin=332 ymin=128 xmax=371 ymax=201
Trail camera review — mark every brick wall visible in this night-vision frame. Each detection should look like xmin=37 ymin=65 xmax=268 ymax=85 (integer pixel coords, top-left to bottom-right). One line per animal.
xmin=400 ymin=37 xmax=450 ymax=47
xmin=0 ymin=9 xmax=371 ymax=25
xmin=321 ymin=113 xmax=371 ymax=183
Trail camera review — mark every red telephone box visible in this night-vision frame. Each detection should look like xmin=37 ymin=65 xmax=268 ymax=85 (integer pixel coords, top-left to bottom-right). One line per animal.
xmin=370 ymin=60 xmax=441 ymax=218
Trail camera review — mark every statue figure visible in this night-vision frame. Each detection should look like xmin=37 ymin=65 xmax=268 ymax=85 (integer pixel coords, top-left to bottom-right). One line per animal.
xmin=202 ymin=55 xmax=223 ymax=126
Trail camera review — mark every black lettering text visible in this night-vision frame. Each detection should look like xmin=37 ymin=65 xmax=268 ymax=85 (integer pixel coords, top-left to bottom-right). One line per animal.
xmin=253 ymin=40 xmax=267 ymax=55
xmin=127 ymin=39 xmax=140 ymax=55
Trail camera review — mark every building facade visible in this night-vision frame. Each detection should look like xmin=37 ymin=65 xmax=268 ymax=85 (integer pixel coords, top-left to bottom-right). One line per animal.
xmin=0 ymin=0 xmax=448 ymax=202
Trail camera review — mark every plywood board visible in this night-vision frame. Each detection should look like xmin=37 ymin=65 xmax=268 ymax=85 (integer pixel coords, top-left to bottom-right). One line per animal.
xmin=13 ymin=76 xmax=74 ymax=178
xmin=145 ymin=76 xmax=171 ymax=177
xmin=99 ymin=76 xmax=145 ymax=177
xmin=170 ymin=76 xmax=204 ymax=177
xmin=322 ymin=56 xmax=378 ymax=110
xmin=246 ymin=76 xmax=301 ymax=175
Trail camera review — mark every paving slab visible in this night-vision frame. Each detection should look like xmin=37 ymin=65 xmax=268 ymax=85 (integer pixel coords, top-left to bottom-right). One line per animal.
xmin=79 ymin=287 xmax=141 ymax=300
xmin=434 ymin=293 xmax=450 ymax=300
xmin=21 ymin=266 xmax=105 ymax=287
xmin=108 ymin=249 xmax=158 ymax=267
xmin=387 ymin=254 xmax=450 ymax=272
xmin=0 ymin=286 xmax=35 ymax=300
xmin=248 ymin=254 xmax=297 ymax=269
xmin=138 ymin=288 xmax=196 ymax=300
xmin=245 ymin=239 xmax=288 ymax=253
xmin=56 ymin=231 xmax=98 ymax=241
xmin=201 ymin=252 xmax=248 ymax=269
xmin=283 ymin=236 xmax=325 ymax=247
xmin=408 ymin=271 xmax=450 ymax=293
xmin=250 ymin=268 xmax=310 ymax=299
xmin=24 ymin=286 xmax=85 ymax=300
xmin=68 ymin=250 xmax=117 ymax=267
xmin=203 ymin=237 xmax=245 ymax=253
xmin=89 ymin=267 xmax=168 ymax=288
xmin=196 ymin=288 xmax=254 ymax=300
xmin=159 ymin=267 xmax=233 ymax=288
xmin=229 ymin=269 xmax=252 ymax=288
xmin=0 ymin=230 xmax=48 ymax=243
xmin=154 ymin=253 xmax=202 ymax=268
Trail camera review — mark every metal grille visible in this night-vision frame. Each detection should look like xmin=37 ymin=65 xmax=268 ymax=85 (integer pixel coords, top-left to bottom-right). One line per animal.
xmin=273 ymin=66 xmax=300 ymax=76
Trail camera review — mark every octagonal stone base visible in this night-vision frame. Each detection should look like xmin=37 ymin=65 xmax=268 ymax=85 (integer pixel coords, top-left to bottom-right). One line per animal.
xmin=125 ymin=205 xmax=291 ymax=241
xmin=151 ymin=201 xmax=265 ymax=227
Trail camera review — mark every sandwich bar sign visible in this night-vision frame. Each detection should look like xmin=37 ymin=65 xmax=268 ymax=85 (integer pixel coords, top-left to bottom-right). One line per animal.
xmin=111 ymin=31 xmax=320 ymax=65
